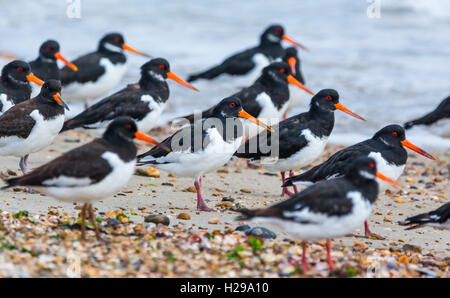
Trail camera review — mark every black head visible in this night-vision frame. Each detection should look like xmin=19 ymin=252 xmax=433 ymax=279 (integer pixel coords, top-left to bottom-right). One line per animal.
xmin=261 ymin=24 xmax=285 ymax=44
xmin=2 ymin=60 xmax=32 ymax=83
xmin=283 ymin=47 xmax=298 ymax=60
xmin=39 ymin=79 xmax=61 ymax=100
xmin=310 ymin=89 xmax=340 ymax=112
xmin=261 ymin=62 xmax=291 ymax=84
xmin=372 ymin=125 xmax=405 ymax=146
xmin=99 ymin=32 xmax=125 ymax=51
xmin=141 ymin=58 xmax=170 ymax=80
xmin=348 ymin=156 xmax=378 ymax=181
xmin=213 ymin=96 xmax=243 ymax=118
xmin=39 ymin=40 xmax=60 ymax=60
xmin=104 ymin=116 xmax=138 ymax=142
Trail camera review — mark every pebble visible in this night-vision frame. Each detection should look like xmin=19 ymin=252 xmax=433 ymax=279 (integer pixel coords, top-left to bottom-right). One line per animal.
xmin=145 ymin=214 xmax=170 ymax=226
xmin=235 ymin=225 xmax=251 ymax=232
xmin=177 ymin=213 xmax=191 ymax=220
xmin=208 ymin=218 xmax=220 ymax=224
xmin=246 ymin=227 xmax=277 ymax=239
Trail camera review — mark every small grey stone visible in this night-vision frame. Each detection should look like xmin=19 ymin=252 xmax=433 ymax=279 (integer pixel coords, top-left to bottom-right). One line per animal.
xmin=235 ymin=225 xmax=251 ymax=232
xmin=246 ymin=227 xmax=277 ymax=239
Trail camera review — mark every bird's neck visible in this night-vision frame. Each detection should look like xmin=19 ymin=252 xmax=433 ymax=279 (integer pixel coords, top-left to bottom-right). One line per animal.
xmin=308 ymin=104 xmax=335 ymax=135
xmin=139 ymin=75 xmax=170 ymax=101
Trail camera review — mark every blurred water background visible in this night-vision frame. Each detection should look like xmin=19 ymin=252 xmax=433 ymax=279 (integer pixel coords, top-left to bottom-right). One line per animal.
xmin=0 ymin=0 xmax=449 ymax=150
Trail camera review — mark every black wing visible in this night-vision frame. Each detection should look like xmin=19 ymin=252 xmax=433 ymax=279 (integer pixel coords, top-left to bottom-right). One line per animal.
xmin=60 ymin=52 xmax=105 ymax=85
xmin=0 ymin=99 xmax=37 ymax=138
xmin=403 ymin=202 xmax=450 ymax=229
xmin=4 ymin=139 xmax=113 ymax=188
xmin=404 ymin=96 xmax=450 ymax=129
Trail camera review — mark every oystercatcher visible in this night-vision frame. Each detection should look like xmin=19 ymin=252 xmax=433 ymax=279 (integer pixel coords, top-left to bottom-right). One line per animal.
xmin=61 ymin=58 xmax=197 ymax=134
xmin=187 ymin=24 xmax=307 ymax=83
xmin=60 ymin=32 xmax=149 ymax=105
xmin=402 ymin=202 xmax=450 ymax=231
xmin=234 ymin=89 xmax=365 ymax=196
xmin=236 ymin=156 xmax=399 ymax=271
xmin=181 ymin=62 xmax=313 ymax=139
xmin=0 ymin=60 xmax=44 ymax=115
xmin=0 ymin=79 xmax=69 ymax=192
xmin=2 ymin=117 xmax=166 ymax=240
xmin=404 ymin=95 xmax=450 ymax=129
xmin=29 ymin=40 xmax=78 ymax=97
xmin=137 ymin=96 xmax=273 ymax=211
xmin=282 ymin=47 xmax=307 ymax=119
xmin=283 ymin=124 xmax=436 ymax=238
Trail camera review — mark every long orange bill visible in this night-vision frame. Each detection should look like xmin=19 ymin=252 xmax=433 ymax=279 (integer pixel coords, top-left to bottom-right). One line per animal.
xmin=54 ymin=52 xmax=78 ymax=71
xmin=401 ymin=139 xmax=436 ymax=160
xmin=53 ymin=92 xmax=70 ymax=111
xmin=287 ymin=57 xmax=297 ymax=75
xmin=167 ymin=71 xmax=199 ymax=91
xmin=334 ymin=103 xmax=366 ymax=121
xmin=238 ymin=109 xmax=274 ymax=132
xmin=135 ymin=131 xmax=170 ymax=152
xmin=376 ymin=171 xmax=401 ymax=187
xmin=0 ymin=52 xmax=17 ymax=60
xmin=122 ymin=43 xmax=151 ymax=57
xmin=287 ymin=75 xmax=314 ymax=95
xmin=26 ymin=73 xmax=44 ymax=86
xmin=282 ymin=35 xmax=309 ymax=51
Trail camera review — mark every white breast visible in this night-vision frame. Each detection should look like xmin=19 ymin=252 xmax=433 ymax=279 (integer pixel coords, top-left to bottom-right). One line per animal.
xmin=0 ymin=93 xmax=14 ymax=115
xmin=250 ymin=191 xmax=373 ymax=241
xmin=137 ymin=95 xmax=166 ymax=132
xmin=368 ymin=151 xmax=405 ymax=191
xmin=261 ymin=129 xmax=328 ymax=172
xmin=0 ymin=110 xmax=64 ymax=157
xmin=63 ymin=58 xmax=128 ymax=103
xmin=143 ymin=127 xmax=242 ymax=178
xmin=40 ymin=152 xmax=136 ymax=203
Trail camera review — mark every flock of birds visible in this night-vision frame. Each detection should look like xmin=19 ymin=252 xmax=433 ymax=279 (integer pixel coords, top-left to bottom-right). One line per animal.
xmin=0 ymin=24 xmax=448 ymax=272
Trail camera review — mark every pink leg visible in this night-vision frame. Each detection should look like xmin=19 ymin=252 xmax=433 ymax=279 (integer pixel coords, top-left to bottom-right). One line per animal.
xmin=194 ymin=177 xmax=214 ymax=212
xmin=364 ymin=220 xmax=385 ymax=240
xmin=290 ymin=170 xmax=298 ymax=194
xmin=301 ymin=241 xmax=311 ymax=271
xmin=247 ymin=160 xmax=259 ymax=169
xmin=281 ymin=172 xmax=294 ymax=197
xmin=326 ymin=240 xmax=335 ymax=271
xmin=282 ymin=112 xmax=287 ymax=120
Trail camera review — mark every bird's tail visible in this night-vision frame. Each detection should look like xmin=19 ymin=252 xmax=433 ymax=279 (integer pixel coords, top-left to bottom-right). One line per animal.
xmin=187 ymin=64 xmax=226 ymax=83
xmin=235 ymin=208 xmax=258 ymax=221
xmin=1 ymin=176 xmax=20 ymax=190
xmin=60 ymin=119 xmax=80 ymax=133
xmin=282 ymin=173 xmax=314 ymax=188
xmin=401 ymin=213 xmax=434 ymax=230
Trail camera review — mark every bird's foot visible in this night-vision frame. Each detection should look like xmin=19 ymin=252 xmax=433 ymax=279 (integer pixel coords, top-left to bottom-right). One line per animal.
xmin=281 ymin=188 xmax=294 ymax=197
xmin=197 ymin=202 xmax=215 ymax=212
xmin=247 ymin=161 xmax=259 ymax=169
xmin=365 ymin=231 xmax=385 ymax=240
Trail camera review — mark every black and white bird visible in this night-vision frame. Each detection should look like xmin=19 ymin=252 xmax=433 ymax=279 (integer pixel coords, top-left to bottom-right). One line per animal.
xmin=138 ymin=96 xmax=273 ymax=211
xmin=60 ymin=32 xmax=149 ymax=106
xmin=29 ymin=39 xmax=78 ymax=97
xmin=181 ymin=62 xmax=313 ymax=139
xmin=402 ymin=202 xmax=450 ymax=231
xmin=0 ymin=60 xmax=44 ymax=115
xmin=283 ymin=124 xmax=436 ymax=238
xmin=236 ymin=156 xmax=399 ymax=271
xmin=187 ymin=24 xmax=307 ymax=84
xmin=282 ymin=47 xmax=307 ymax=119
xmin=2 ymin=117 xmax=166 ymax=240
xmin=0 ymin=80 xmax=69 ymax=192
xmin=61 ymin=58 xmax=198 ymax=134
xmin=404 ymin=95 xmax=450 ymax=129
xmin=235 ymin=89 xmax=365 ymax=196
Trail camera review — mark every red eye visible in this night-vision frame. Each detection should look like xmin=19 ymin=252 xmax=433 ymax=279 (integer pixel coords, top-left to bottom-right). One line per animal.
xmin=17 ymin=67 xmax=23 ymax=71
xmin=392 ymin=132 xmax=398 ymax=136
xmin=326 ymin=95 xmax=332 ymax=101
xmin=369 ymin=162 xmax=375 ymax=168
xmin=280 ymin=68 xmax=285 ymax=73
xmin=46 ymin=46 xmax=51 ymax=51
xmin=229 ymin=102 xmax=236 ymax=108
xmin=114 ymin=37 xmax=120 ymax=43
xmin=159 ymin=64 xmax=164 ymax=69
xmin=276 ymin=28 xmax=282 ymax=34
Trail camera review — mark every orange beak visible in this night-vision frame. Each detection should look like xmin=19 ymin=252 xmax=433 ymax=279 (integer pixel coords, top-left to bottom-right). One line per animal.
xmin=282 ymin=35 xmax=309 ymax=51
xmin=167 ymin=71 xmax=199 ymax=91
xmin=287 ymin=75 xmax=314 ymax=95
xmin=376 ymin=171 xmax=401 ymax=187
xmin=53 ymin=92 xmax=70 ymax=111
xmin=122 ymin=43 xmax=151 ymax=57
xmin=238 ymin=109 xmax=274 ymax=132
xmin=401 ymin=139 xmax=436 ymax=160
xmin=54 ymin=52 xmax=78 ymax=71
xmin=26 ymin=73 xmax=44 ymax=86
xmin=135 ymin=131 xmax=170 ymax=152
xmin=287 ymin=57 xmax=297 ymax=75
xmin=334 ymin=103 xmax=366 ymax=121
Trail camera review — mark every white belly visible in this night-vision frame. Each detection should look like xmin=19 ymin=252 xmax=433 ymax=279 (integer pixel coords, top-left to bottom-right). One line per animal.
xmin=0 ymin=93 xmax=14 ymax=115
xmin=38 ymin=153 xmax=136 ymax=203
xmin=136 ymin=95 xmax=166 ymax=133
xmin=250 ymin=191 xmax=373 ymax=241
xmin=368 ymin=151 xmax=405 ymax=191
xmin=0 ymin=110 xmax=64 ymax=157
xmin=261 ymin=129 xmax=328 ymax=172
xmin=145 ymin=128 xmax=242 ymax=178
xmin=63 ymin=59 xmax=127 ymax=103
